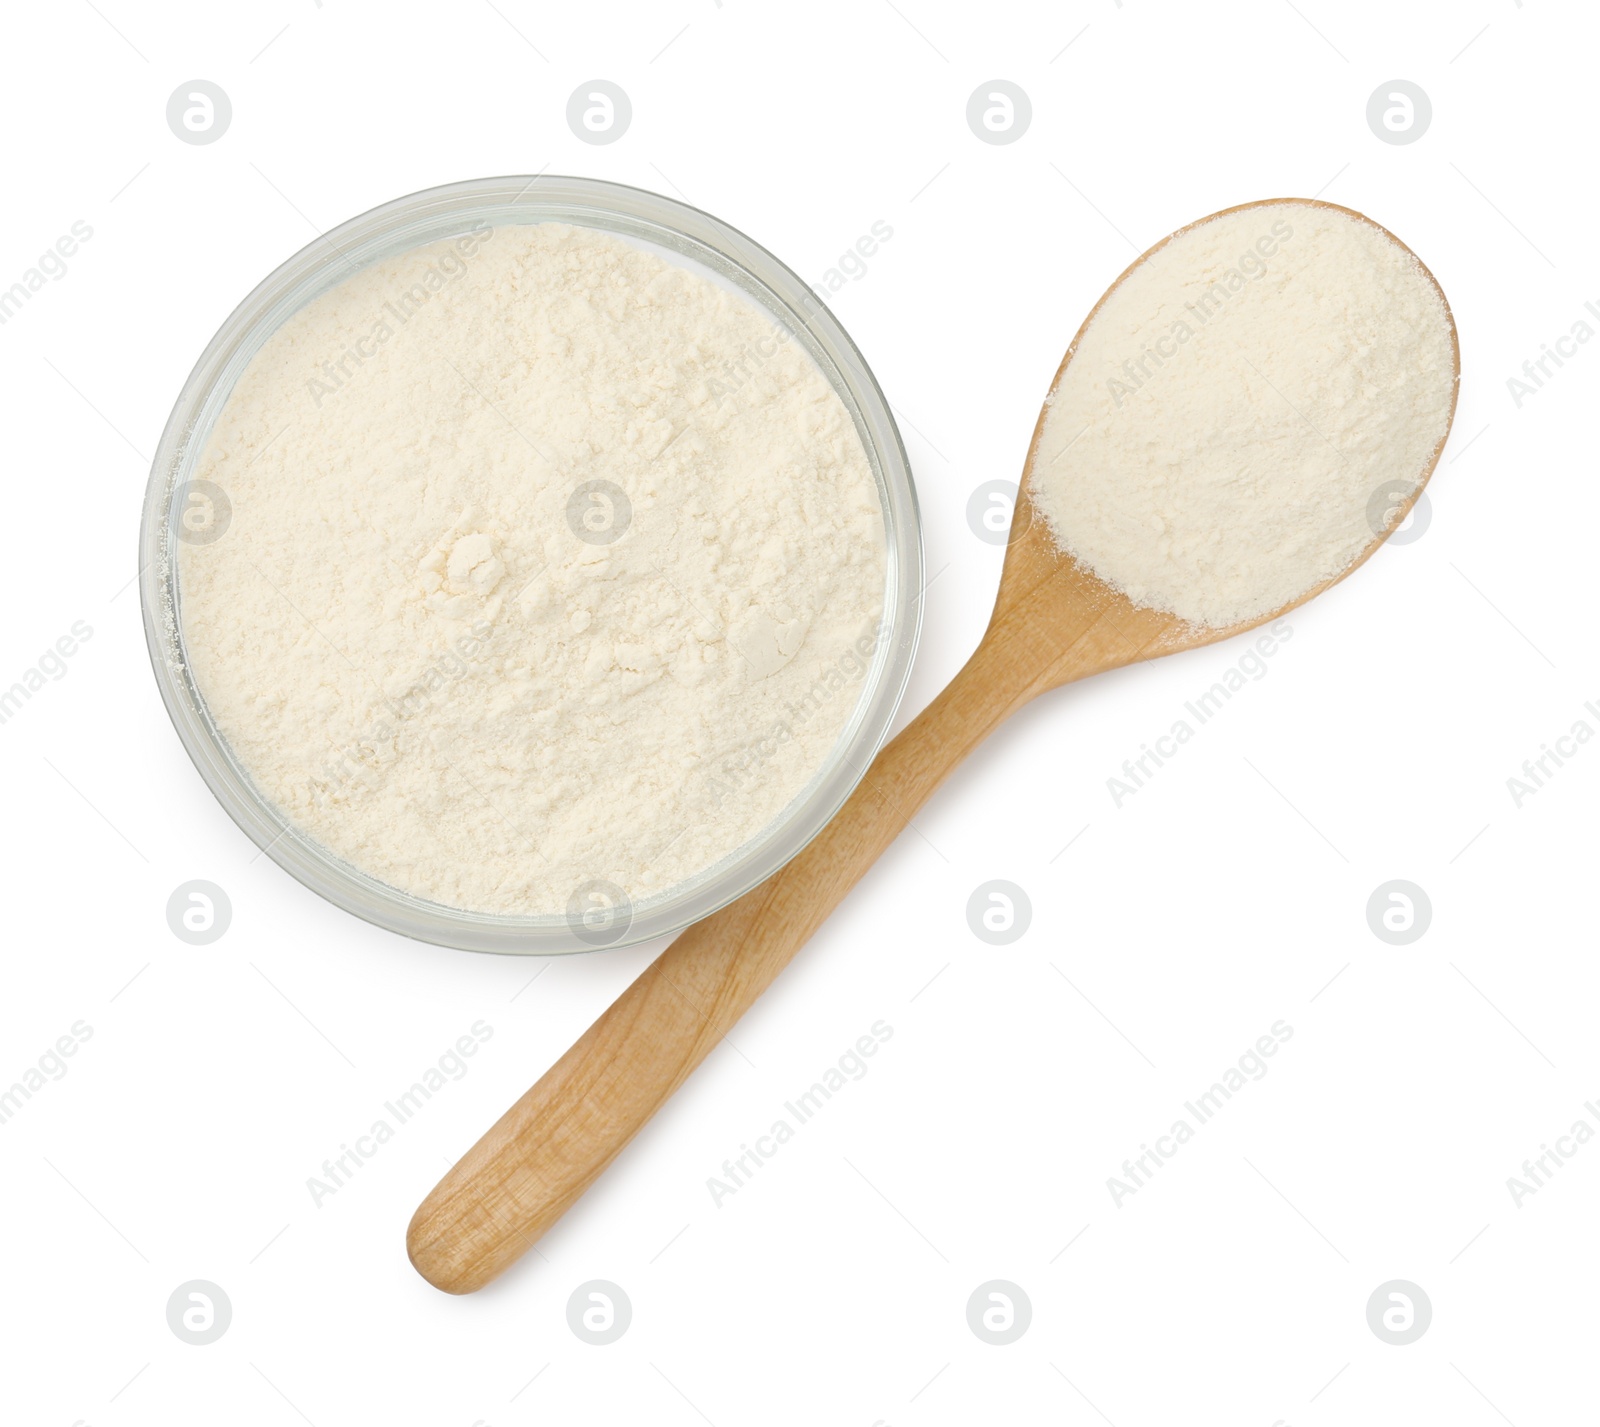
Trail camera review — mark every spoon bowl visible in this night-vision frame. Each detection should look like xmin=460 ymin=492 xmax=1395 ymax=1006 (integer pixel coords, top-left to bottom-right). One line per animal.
xmin=993 ymin=195 xmax=1459 ymax=703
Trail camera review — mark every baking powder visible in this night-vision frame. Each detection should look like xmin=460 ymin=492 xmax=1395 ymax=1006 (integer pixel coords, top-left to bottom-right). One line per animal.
xmin=179 ymin=222 xmax=887 ymax=915
xmin=1033 ymin=202 xmax=1456 ymax=627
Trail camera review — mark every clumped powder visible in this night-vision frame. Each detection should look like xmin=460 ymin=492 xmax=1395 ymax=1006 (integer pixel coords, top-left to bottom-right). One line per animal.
xmin=1032 ymin=202 xmax=1456 ymax=627
xmin=178 ymin=222 xmax=887 ymax=915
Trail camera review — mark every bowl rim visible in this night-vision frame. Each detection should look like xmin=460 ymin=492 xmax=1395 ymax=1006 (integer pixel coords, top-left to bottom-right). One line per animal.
xmin=139 ymin=173 xmax=924 ymax=956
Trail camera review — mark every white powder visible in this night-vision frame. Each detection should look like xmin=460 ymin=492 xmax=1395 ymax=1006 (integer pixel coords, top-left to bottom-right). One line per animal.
xmin=179 ymin=222 xmax=887 ymax=916
xmin=1033 ymin=202 xmax=1456 ymax=628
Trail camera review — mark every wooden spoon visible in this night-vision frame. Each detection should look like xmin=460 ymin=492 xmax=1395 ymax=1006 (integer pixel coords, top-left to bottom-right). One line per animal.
xmin=408 ymin=198 xmax=1459 ymax=1293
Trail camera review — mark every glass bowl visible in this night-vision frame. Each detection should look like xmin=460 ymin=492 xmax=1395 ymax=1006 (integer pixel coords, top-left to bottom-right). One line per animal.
xmin=139 ymin=175 xmax=922 ymax=955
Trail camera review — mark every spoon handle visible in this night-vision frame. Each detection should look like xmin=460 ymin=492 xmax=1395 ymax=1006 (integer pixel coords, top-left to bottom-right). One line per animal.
xmin=407 ymin=638 xmax=1028 ymax=1293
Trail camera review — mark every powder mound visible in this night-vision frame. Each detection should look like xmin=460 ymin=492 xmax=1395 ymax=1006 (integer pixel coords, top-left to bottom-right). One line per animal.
xmin=1031 ymin=202 xmax=1456 ymax=628
xmin=178 ymin=222 xmax=887 ymax=916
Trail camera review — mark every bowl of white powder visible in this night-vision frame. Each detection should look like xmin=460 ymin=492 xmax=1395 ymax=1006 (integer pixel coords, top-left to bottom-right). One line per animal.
xmin=140 ymin=176 xmax=922 ymax=954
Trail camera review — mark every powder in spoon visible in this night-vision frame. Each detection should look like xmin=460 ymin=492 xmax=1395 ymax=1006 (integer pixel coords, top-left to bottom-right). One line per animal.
xmin=178 ymin=222 xmax=887 ymax=916
xmin=1031 ymin=202 xmax=1456 ymax=628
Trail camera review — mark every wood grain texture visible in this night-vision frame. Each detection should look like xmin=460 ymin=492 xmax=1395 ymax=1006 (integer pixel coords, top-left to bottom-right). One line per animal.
xmin=407 ymin=198 xmax=1459 ymax=1294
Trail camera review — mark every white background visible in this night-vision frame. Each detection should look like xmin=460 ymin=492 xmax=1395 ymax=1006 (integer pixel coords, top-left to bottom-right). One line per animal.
xmin=1 ymin=1 xmax=1593 ymax=1423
